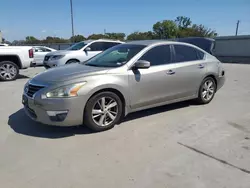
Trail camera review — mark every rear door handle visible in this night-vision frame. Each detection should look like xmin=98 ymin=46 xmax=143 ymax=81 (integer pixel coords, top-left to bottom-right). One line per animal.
xmin=198 ymin=64 xmax=205 ymax=69
xmin=166 ymin=70 xmax=175 ymax=75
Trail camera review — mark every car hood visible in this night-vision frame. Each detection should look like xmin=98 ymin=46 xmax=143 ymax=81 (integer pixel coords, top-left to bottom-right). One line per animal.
xmin=32 ymin=63 xmax=110 ymax=82
xmin=46 ymin=50 xmax=78 ymax=56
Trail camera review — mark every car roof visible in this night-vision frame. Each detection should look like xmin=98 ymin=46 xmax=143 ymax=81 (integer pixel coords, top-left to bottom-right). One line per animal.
xmin=126 ymin=40 xmax=191 ymax=46
xmin=79 ymin=39 xmax=123 ymax=43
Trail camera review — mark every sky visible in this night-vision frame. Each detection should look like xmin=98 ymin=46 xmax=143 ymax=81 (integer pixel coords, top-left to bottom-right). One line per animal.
xmin=0 ymin=0 xmax=249 ymax=41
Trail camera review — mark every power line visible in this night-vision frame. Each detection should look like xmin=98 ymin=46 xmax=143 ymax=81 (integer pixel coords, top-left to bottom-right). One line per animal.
xmin=235 ymin=20 xmax=240 ymax=36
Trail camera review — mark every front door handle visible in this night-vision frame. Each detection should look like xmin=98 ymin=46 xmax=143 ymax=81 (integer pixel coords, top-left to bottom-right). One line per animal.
xmin=166 ymin=70 xmax=175 ymax=75
xmin=198 ymin=64 xmax=205 ymax=69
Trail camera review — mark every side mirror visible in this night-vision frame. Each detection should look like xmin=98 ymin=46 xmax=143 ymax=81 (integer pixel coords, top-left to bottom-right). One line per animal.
xmin=84 ymin=47 xmax=91 ymax=52
xmin=133 ymin=60 xmax=150 ymax=69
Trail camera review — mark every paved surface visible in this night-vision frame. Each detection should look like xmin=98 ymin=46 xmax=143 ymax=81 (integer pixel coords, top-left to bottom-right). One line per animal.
xmin=0 ymin=64 xmax=250 ymax=188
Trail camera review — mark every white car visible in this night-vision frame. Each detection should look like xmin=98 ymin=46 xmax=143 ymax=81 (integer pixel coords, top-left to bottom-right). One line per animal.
xmin=32 ymin=46 xmax=56 ymax=66
xmin=0 ymin=43 xmax=9 ymax=46
xmin=43 ymin=39 xmax=123 ymax=69
xmin=0 ymin=46 xmax=34 ymax=81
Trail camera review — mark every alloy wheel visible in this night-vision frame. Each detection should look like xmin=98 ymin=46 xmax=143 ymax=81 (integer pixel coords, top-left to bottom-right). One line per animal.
xmin=0 ymin=64 xmax=17 ymax=80
xmin=92 ymin=97 xmax=118 ymax=127
xmin=201 ymin=80 xmax=215 ymax=101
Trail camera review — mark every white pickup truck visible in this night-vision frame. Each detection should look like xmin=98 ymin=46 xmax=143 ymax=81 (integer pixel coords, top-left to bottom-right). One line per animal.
xmin=0 ymin=46 xmax=34 ymax=81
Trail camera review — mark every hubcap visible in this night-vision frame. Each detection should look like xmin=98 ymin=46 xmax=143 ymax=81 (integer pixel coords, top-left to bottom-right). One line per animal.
xmin=0 ymin=64 xmax=17 ymax=80
xmin=202 ymin=80 xmax=215 ymax=101
xmin=92 ymin=97 xmax=118 ymax=127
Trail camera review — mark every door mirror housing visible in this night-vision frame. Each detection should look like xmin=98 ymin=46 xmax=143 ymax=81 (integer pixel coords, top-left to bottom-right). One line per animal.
xmin=133 ymin=60 xmax=150 ymax=69
xmin=84 ymin=47 xmax=91 ymax=52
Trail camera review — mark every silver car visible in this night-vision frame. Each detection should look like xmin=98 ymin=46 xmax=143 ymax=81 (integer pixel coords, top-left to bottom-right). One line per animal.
xmin=43 ymin=39 xmax=123 ymax=69
xmin=22 ymin=40 xmax=225 ymax=131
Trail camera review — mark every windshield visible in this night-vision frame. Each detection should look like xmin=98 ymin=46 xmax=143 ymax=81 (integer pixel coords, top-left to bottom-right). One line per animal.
xmin=84 ymin=44 xmax=146 ymax=67
xmin=67 ymin=41 xmax=88 ymax=51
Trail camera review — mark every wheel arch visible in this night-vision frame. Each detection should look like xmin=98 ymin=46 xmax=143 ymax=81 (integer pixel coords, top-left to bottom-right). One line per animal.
xmin=204 ymin=74 xmax=218 ymax=90
xmin=85 ymin=87 xmax=127 ymax=117
xmin=0 ymin=55 xmax=22 ymax=69
xmin=66 ymin=59 xmax=80 ymax=64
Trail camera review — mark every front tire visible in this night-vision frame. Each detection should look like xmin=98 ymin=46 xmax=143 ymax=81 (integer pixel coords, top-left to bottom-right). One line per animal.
xmin=84 ymin=92 xmax=123 ymax=132
xmin=197 ymin=77 xmax=217 ymax=104
xmin=0 ymin=61 xmax=19 ymax=81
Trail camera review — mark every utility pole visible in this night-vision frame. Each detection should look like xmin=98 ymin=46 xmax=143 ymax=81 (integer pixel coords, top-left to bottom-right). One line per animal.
xmin=235 ymin=20 xmax=240 ymax=36
xmin=70 ymin=0 xmax=75 ymax=41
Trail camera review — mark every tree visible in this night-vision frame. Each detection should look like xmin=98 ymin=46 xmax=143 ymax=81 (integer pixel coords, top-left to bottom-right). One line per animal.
xmin=127 ymin=31 xmax=155 ymax=40
xmin=42 ymin=36 xmax=69 ymax=43
xmin=191 ymin=24 xmax=217 ymax=37
xmin=25 ymin=36 xmax=40 ymax=44
xmin=153 ymin=20 xmax=178 ymax=39
xmin=70 ymin=35 xmax=86 ymax=42
xmin=105 ymin=33 xmax=126 ymax=41
xmin=12 ymin=40 xmax=26 ymax=45
xmin=175 ymin=16 xmax=192 ymax=29
xmin=87 ymin=34 xmax=106 ymax=40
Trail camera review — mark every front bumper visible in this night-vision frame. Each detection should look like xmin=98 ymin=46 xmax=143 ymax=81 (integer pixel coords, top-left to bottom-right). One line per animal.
xmin=22 ymin=93 xmax=87 ymax=127
xmin=43 ymin=58 xmax=66 ymax=69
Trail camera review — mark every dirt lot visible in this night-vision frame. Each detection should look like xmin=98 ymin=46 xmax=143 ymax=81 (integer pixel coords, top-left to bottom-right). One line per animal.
xmin=0 ymin=64 xmax=250 ymax=188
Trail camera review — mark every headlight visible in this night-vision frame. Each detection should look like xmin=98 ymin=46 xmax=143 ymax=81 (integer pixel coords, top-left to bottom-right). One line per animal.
xmin=46 ymin=82 xmax=86 ymax=98
xmin=50 ymin=55 xmax=65 ymax=60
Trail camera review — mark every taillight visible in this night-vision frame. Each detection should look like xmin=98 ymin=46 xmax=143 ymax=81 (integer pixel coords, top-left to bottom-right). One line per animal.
xmin=29 ymin=49 xmax=34 ymax=58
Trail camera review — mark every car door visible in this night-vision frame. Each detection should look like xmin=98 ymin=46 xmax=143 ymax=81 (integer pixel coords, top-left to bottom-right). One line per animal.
xmin=128 ymin=44 xmax=178 ymax=110
xmin=171 ymin=44 xmax=207 ymax=98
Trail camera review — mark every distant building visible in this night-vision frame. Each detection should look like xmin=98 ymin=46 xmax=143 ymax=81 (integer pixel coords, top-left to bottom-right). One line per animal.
xmin=0 ymin=30 xmax=2 ymax=43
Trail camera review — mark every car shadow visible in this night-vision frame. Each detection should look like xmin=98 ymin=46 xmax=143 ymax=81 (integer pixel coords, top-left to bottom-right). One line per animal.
xmin=8 ymin=109 xmax=93 ymax=139
xmin=9 ymin=100 xmax=195 ymax=139
xmin=17 ymin=74 xmax=30 ymax=79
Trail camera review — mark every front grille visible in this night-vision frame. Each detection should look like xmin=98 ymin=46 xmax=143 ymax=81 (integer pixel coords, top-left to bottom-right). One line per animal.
xmin=27 ymin=84 xmax=44 ymax=98
xmin=44 ymin=56 xmax=50 ymax=61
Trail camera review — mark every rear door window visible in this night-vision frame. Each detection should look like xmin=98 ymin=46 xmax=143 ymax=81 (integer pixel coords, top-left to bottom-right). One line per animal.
xmin=173 ymin=44 xmax=204 ymax=63
xmin=103 ymin=42 xmax=121 ymax=50
xmin=89 ymin=42 xmax=105 ymax=51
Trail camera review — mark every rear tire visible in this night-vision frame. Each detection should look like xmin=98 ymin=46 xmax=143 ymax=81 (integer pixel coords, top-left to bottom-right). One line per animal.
xmin=84 ymin=91 xmax=123 ymax=132
xmin=0 ymin=61 xmax=19 ymax=81
xmin=196 ymin=77 xmax=216 ymax=104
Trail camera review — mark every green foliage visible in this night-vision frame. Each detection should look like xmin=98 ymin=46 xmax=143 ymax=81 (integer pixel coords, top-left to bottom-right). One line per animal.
xmin=87 ymin=33 xmax=126 ymax=41
xmin=87 ymin=33 xmax=107 ymax=40
xmin=70 ymin=35 xmax=86 ymax=42
xmin=175 ymin=16 xmax=192 ymax=29
xmin=153 ymin=20 xmax=178 ymax=39
xmin=105 ymin=33 xmax=126 ymax=40
xmin=127 ymin=31 xmax=156 ymax=40
xmin=13 ymin=16 xmax=217 ymax=44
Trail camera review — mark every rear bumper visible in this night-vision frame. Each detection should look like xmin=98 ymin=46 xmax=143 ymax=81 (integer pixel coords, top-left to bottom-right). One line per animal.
xmin=217 ymin=71 xmax=225 ymax=91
